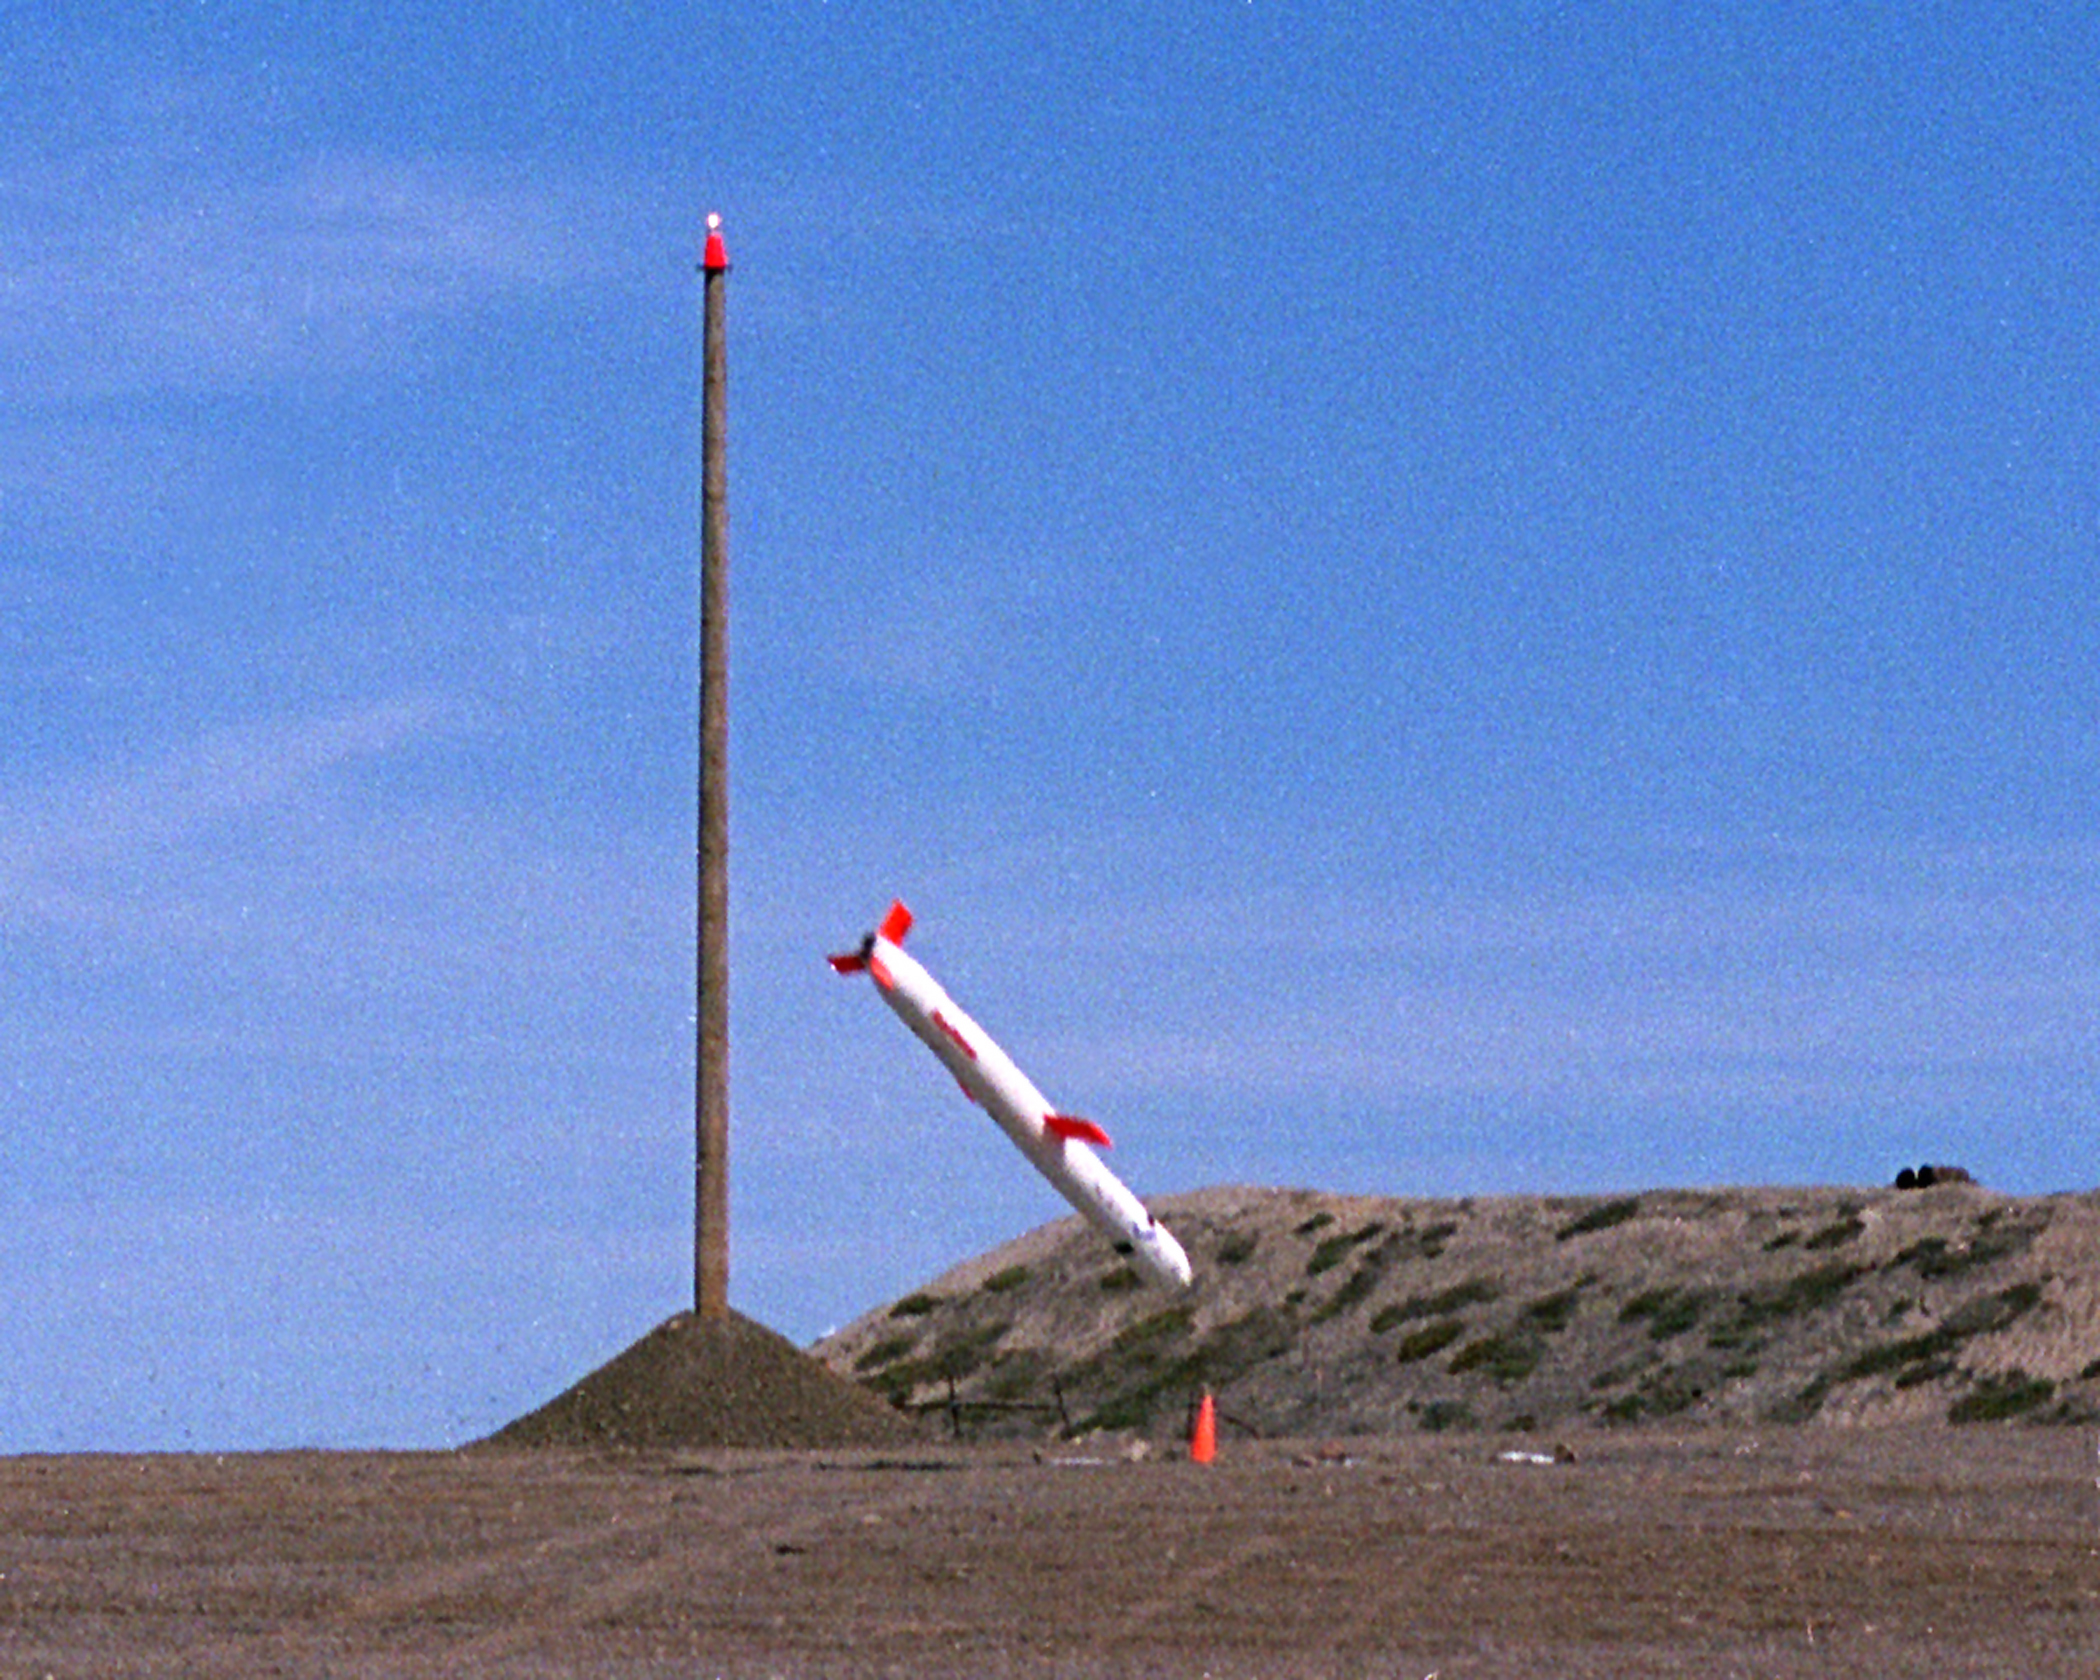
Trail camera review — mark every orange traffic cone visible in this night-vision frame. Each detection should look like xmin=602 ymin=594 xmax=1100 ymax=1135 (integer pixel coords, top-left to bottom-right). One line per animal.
xmin=1189 ymin=1391 xmax=1217 ymax=1464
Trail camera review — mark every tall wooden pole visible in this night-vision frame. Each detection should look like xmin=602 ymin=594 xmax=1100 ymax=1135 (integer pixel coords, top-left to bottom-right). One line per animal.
xmin=695 ymin=214 xmax=731 ymax=1319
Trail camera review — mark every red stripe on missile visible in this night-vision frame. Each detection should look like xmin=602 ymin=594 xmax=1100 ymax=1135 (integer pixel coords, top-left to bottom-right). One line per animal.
xmin=868 ymin=954 xmax=896 ymax=991
xmin=1044 ymin=1114 xmax=1112 ymax=1148
xmin=933 ymin=1010 xmax=976 ymax=1059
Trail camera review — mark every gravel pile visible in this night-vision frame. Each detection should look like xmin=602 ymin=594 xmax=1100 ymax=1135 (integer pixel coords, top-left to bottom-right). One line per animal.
xmin=480 ymin=1310 xmax=918 ymax=1450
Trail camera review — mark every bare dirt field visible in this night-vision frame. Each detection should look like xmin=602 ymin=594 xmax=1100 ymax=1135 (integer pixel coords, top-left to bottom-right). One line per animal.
xmin=6 ymin=1426 xmax=2097 ymax=1678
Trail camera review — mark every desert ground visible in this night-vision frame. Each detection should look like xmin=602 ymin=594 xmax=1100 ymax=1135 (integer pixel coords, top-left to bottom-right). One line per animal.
xmin=14 ymin=1183 xmax=2098 ymax=1676
xmin=6 ymin=1426 xmax=2098 ymax=1678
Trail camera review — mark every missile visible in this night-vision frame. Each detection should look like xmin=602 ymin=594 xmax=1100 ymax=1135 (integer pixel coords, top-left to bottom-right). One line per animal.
xmin=830 ymin=900 xmax=1194 ymax=1290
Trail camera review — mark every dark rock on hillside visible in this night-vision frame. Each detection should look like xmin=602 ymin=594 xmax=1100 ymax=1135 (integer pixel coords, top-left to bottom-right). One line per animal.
xmin=1896 ymin=1163 xmax=1976 ymax=1189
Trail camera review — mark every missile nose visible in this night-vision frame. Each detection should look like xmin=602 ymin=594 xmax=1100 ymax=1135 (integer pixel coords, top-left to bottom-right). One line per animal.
xmin=1139 ymin=1224 xmax=1194 ymax=1289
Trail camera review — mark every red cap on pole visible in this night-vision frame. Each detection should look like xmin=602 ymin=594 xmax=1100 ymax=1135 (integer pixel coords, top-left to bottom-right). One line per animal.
xmin=702 ymin=212 xmax=728 ymax=272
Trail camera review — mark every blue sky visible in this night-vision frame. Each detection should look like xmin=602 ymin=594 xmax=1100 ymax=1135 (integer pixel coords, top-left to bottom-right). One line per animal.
xmin=4 ymin=4 xmax=2095 ymax=1450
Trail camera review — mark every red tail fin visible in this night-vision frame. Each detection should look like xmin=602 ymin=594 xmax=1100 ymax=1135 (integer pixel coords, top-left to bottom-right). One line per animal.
xmin=830 ymin=898 xmax=912 ymax=974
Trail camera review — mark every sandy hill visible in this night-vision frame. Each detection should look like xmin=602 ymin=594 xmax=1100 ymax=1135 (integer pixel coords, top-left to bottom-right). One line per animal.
xmin=813 ymin=1182 xmax=2100 ymax=1440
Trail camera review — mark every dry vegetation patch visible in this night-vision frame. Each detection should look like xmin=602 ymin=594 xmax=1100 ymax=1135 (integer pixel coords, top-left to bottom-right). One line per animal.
xmin=817 ymin=1184 xmax=2100 ymax=1442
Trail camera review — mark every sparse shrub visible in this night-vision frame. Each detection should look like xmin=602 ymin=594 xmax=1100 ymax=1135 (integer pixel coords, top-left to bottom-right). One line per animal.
xmin=1814 ymin=1278 xmax=2045 ymax=1397
xmin=1309 ymin=1262 xmax=1381 ymax=1324
xmin=1637 ymin=1369 xmax=1705 ymax=1411
xmin=854 ymin=1334 xmax=918 ymax=1372
xmin=1892 ymin=1224 xmax=2032 ymax=1279
xmin=1804 ymin=1211 xmax=1865 ymax=1250
xmin=1893 ymin=1236 xmax=1951 ymax=1275
xmin=982 ymin=1265 xmax=1031 ymax=1293
xmin=1412 ymin=1219 xmax=1458 ymax=1258
xmin=1621 ymin=1287 xmax=1706 ymax=1340
xmin=982 ymin=1346 xmax=1050 ymax=1400
xmin=872 ymin=1320 xmax=1012 ymax=1394
xmin=1113 ymin=1306 xmax=1194 ymax=1354
xmin=1949 ymin=1370 xmax=2054 ymax=1423
xmin=1598 ymin=1364 xmax=1703 ymax=1425
xmin=1836 ymin=1332 xmax=1952 ymax=1383
xmin=1449 ymin=1330 xmax=1544 ymax=1386
xmin=1198 ymin=1306 xmax=1296 ymax=1376
xmin=1767 ymin=1373 xmax=1833 ymax=1424
xmin=1215 ymin=1231 xmax=1259 ymax=1265
xmin=889 ymin=1292 xmax=941 ymax=1318
xmin=1591 ymin=1350 xmax=1660 ymax=1389
xmin=1066 ymin=1305 xmax=1289 ymax=1437
xmin=938 ymin=1319 xmax=1011 ymax=1373
xmin=1308 ymin=1223 xmax=1384 ymax=1276
xmin=1067 ymin=1316 xmax=1195 ymax=1433
xmin=1946 ymin=1279 xmax=2044 ymax=1335
xmin=1417 ymin=1399 xmax=1474 ymax=1432
xmin=1521 ymin=1286 xmax=1585 ymax=1333
xmin=1370 ymin=1277 xmax=1502 ymax=1333
xmin=1384 ymin=1218 xmax=1462 ymax=1261
xmin=1294 ymin=1211 xmax=1337 ymax=1237
xmin=1098 ymin=1267 xmax=1142 ymax=1292
xmin=1727 ymin=1261 xmax=1863 ymax=1333
xmin=1394 ymin=1319 xmax=1466 ymax=1363
xmin=1557 ymin=1197 xmax=1641 ymax=1241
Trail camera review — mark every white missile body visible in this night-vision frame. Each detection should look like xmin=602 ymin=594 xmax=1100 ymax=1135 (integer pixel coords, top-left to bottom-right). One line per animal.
xmin=831 ymin=901 xmax=1193 ymax=1290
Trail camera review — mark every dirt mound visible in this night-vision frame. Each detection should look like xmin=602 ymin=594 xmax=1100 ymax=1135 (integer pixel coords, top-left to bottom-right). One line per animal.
xmin=816 ymin=1183 xmax=2100 ymax=1441
xmin=480 ymin=1310 xmax=919 ymax=1450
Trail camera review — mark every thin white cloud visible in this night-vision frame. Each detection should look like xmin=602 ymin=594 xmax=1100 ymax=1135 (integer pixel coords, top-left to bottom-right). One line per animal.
xmin=1 ymin=85 xmax=621 ymax=404
xmin=751 ymin=810 xmax=2100 ymax=1185
xmin=0 ymin=694 xmax=468 ymax=934
xmin=0 ymin=689 xmax=691 ymax=1109
xmin=1043 ymin=841 xmax=2100 ymax=1129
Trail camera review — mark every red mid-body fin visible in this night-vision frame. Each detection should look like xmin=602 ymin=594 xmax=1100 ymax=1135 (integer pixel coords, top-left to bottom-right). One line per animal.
xmin=879 ymin=900 xmax=914 ymax=944
xmin=827 ymin=951 xmax=866 ymax=974
xmin=1044 ymin=1113 xmax=1112 ymax=1148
